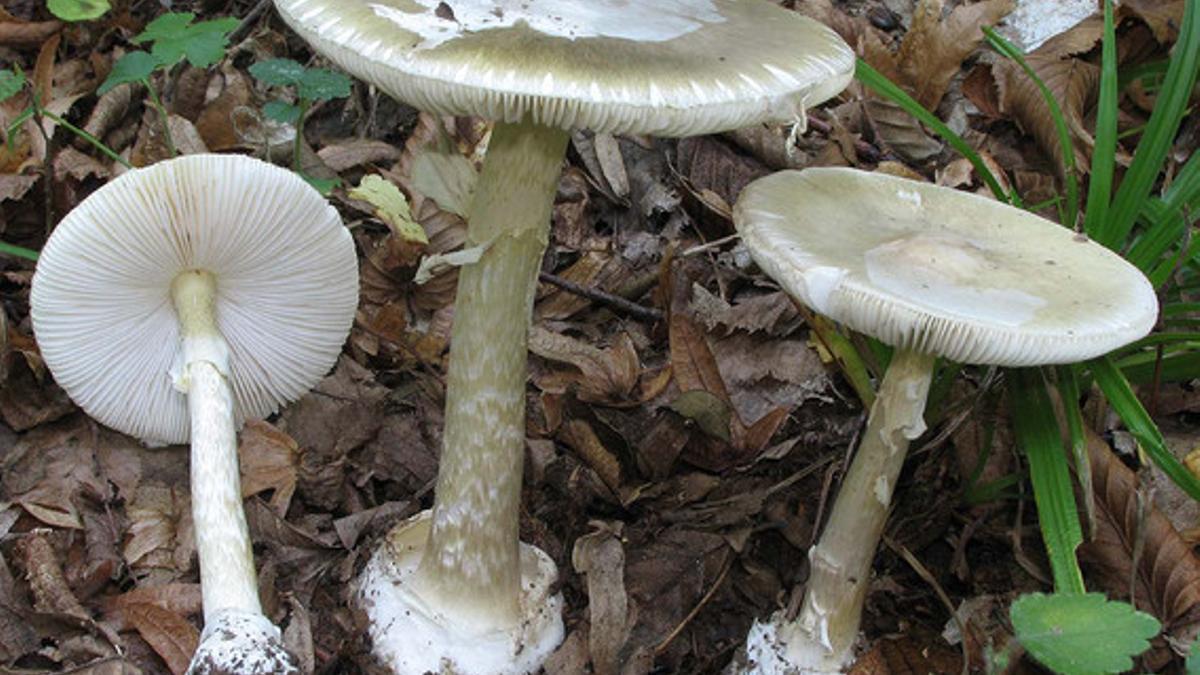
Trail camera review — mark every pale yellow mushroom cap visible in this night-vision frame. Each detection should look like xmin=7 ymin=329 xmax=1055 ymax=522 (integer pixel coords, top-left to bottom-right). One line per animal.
xmin=734 ymin=168 xmax=1158 ymax=366
xmin=31 ymin=154 xmax=359 ymax=445
xmin=273 ymin=0 xmax=854 ymax=136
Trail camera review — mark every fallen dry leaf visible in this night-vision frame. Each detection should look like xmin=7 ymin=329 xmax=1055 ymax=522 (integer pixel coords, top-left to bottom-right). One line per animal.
xmin=239 ymin=420 xmax=300 ymax=517
xmin=530 ymin=327 xmax=640 ymax=404
xmin=572 ymin=523 xmax=632 ymax=675
xmin=122 ymin=602 xmax=199 ymax=675
xmin=997 ymin=54 xmax=1099 ymax=175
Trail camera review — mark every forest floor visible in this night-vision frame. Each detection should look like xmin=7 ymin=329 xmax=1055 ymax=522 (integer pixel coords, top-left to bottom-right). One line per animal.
xmin=0 ymin=0 xmax=1197 ymax=673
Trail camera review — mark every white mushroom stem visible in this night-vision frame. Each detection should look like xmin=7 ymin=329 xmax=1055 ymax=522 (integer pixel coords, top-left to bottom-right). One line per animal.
xmin=784 ymin=348 xmax=935 ymax=671
xmin=416 ymin=119 xmax=569 ymax=630
xmin=171 ymin=269 xmax=261 ymax=620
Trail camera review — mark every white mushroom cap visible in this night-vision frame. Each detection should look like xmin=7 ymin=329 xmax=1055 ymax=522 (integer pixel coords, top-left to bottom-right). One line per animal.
xmin=734 ymin=168 xmax=1158 ymax=366
xmin=31 ymin=154 xmax=359 ymax=445
xmin=273 ymin=0 xmax=854 ymax=136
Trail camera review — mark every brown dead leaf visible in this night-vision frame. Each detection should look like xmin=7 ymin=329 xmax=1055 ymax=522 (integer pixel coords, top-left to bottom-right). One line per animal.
xmin=194 ymin=69 xmax=253 ymax=152
xmin=572 ymin=523 xmax=632 ymax=675
xmin=1123 ymin=0 xmax=1187 ymax=43
xmin=689 ymin=287 xmax=797 ymax=336
xmin=101 ymin=584 xmax=203 ymax=631
xmin=0 ymin=175 xmax=40 ymax=203
xmin=122 ymin=603 xmax=198 ymax=675
xmin=123 ymin=484 xmax=193 ymax=580
xmin=559 ymin=420 xmax=622 ymax=494
xmin=530 ymin=327 xmax=640 ymax=404
xmin=1079 ymin=426 xmax=1200 ymax=662
xmin=997 ymin=54 xmax=1099 ymax=174
xmin=18 ymin=532 xmax=89 ymax=619
xmin=864 ymin=96 xmax=944 ymax=162
xmin=894 ymin=0 xmax=1016 ymax=111
xmin=318 ymin=139 xmax=402 ymax=172
xmin=0 ymin=18 xmax=61 ymax=47
xmin=238 ymin=420 xmax=299 ymax=517
xmin=83 ymin=83 xmax=141 ymax=147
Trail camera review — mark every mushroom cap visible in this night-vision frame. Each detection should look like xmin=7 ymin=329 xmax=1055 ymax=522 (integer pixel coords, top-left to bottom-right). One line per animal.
xmin=734 ymin=168 xmax=1158 ymax=366
xmin=31 ymin=154 xmax=359 ymax=445
xmin=273 ymin=0 xmax=854 ymax=136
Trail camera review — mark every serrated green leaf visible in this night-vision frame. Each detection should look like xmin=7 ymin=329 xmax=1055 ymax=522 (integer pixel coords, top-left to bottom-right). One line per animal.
xmin=263 ymin=100 xmax=301 ymax=125
xmin=348 ymin=175 xmax=428 ymax=245
xmin=249 ymin=58 xmax=306 ymax=87
xmin=0 ymin=68 xmax=26 ymax=103
xmin=98 ymin=51 xmax=160 ymax=94
xmin=132 ymin=12 xmax=196 ymax=44
xmin=297 ymin=68 xmax=351 ymax=101
xmin=137 ymin=13 xmax=237 ymax=68
xmin=46 ymin=0 xmax=110 ymax=22
xmin=1011 ymin=593 xmax=1159 ymax=674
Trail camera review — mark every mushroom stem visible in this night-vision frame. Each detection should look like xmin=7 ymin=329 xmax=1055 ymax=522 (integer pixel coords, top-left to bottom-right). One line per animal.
xmin=417 ymin=119 xmax=569 ymax=629
xmin=786 ymin=347 xmax=935 ymax=670
xmin=171 ymin=270 xmax=261 ymax=620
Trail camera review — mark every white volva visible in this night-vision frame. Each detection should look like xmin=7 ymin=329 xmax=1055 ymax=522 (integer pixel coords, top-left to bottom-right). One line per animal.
xmin=31 ymin=154 xmax=358 ymax=674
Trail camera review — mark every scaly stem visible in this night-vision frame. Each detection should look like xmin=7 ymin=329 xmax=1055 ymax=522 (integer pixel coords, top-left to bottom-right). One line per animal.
xmin=784 ymin=348 xmax=935 ymax=670
xmin=171 ymin=270 xmax=260 ymax=620
xmin=416 ymin=119 xmax=569 ymax=630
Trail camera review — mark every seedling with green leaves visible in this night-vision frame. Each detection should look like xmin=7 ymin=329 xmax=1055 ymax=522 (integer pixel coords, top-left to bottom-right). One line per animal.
xmin=98 ymin=12 xmax=240 ymax=157
xmin=249 ymin=58 xmax=351 ymax=193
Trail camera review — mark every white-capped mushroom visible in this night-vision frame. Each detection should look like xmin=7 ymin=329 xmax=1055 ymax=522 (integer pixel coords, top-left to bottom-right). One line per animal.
xmin=272 ymin=2 xmax=856 ymax=673
xmin=31 ymin=153 xmax=359 ymax=674
xmin=733 ymin=167 xmax=1158 ymax=673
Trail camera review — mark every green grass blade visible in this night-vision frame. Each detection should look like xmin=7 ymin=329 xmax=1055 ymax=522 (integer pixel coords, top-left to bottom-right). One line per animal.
xmin=1116 ymin=349 xmax=1200 ymax=384
xmin=1009 ymin=367 xmax=1086 ymax=594
xmin=855 ymin=59 xmax=1010 ymax=202
xmin=1097 ymin=0 xmax=1200 ymax=249
xmin=1082 ymin=0 xmax=1118 ymax=238
xmin=1055 ymin=365 xmax=1095 ymax=538
xmin=0 ymin=240 xmax=38 ymax=261
xmin=983 ymin=27 xmax=1078 ymax=228
xmin=1090 ymin=355 xmax=1200 ymax=500
xmin=1127 ymin=151 xmax=1200 ymax=271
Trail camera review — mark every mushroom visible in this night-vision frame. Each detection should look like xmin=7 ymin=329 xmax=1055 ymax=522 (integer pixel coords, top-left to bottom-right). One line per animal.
xmin=271 ymin=1 xmax=855 ymax=673
xmin=30 ymin=154 xmax=359 ymax=674
xmin=732 ymin=167 xmax=1159 ymax=673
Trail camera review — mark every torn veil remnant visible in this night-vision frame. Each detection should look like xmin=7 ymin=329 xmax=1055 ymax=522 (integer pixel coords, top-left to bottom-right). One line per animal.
xmin=272 ymin=1 xmax=855 ymax=673
xmin=733 ymin=167 xmax=1158 ymax=674
xmin=31 ymin=154 xmax=359 ymax=674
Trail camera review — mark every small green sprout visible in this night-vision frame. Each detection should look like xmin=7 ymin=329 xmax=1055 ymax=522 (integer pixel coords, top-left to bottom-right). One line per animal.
xmin=99 ymin=12 xmax=240 ymax=157
xmin=249 ymin=58 xmax=351 ymax=194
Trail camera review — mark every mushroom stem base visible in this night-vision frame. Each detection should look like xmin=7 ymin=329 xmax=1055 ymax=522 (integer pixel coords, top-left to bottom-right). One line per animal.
xmin=743 ymin=348 xmax=935 ymax=673
xmin=360 ymin=510 xmax=564 ymax=675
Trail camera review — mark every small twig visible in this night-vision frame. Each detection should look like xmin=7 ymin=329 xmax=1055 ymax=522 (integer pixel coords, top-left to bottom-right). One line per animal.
xmin=230 ymin=0 xmax=273 ymax=43
xmin=680 ymin=233 xmax=740 ymax=257
xmin=538 ymin=271 xmax=663 ymax=322
xmin=654 ymin=550 xmax=733 ymax=654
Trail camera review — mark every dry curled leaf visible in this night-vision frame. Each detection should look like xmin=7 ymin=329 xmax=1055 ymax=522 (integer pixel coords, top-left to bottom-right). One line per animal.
xmin=1079 ymin=426 xmax=1200 ymax=664
xmin=239 ymin=420 xmax=300 ymax=517
xmin=122 ymin=602 xmax=199 ymax=675
xmin=572 ymin=523 xmax=632 ymax=675
xmin=530 ymin=327 xmax=640 ymax=404
xmin=997 ymin=54 xmax=1099 ymax=175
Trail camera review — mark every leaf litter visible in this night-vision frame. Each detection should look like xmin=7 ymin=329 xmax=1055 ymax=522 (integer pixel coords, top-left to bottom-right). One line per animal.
xmin=0 ymin=0 xmax=1197 ymax=673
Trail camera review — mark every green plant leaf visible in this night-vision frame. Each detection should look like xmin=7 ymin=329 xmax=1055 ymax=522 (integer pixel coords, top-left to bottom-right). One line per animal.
xmin=249 ymin=58 xmax=306 ymax=87
xmin=1082 ymin=0 xmax=1118 ymax=239
xmin=297 ymin=68 xmax=351 ymax=101
xmin=1090 ymin=355 xmax=1200 ymax=500
xmin=1009 ymin=368 xmax=1085 ymax=595
xmin=348 ymin=175 xmax=429 ymax=245
xmin=1188 ymin=637 xmax=1200 ymax=675
xmin=0 ymin=68 xmax=26 ymax=103
xmin=0 ymin=240 xmax=39 ymax=262
xmin=46 ymin=0 xmax=110 ymax=22
xmin=135 ymin=13 xmax=238 ymax=69
xmin=1011 ymin=593 xmax=1160 ymax=674
xmin=263 ymin=100 xmax=301 ymax=125
xmin=98 ymin=51 xmax=160 ymax=94
xmin=669 ymin=390 xmax=732 ymax=443
xmin=302 ymin=174 xmax=340 ymax=195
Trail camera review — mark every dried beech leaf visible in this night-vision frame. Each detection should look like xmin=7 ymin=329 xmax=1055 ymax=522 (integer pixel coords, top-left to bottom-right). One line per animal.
xmin=996 ymin=55 xmax=1099 ymax=173
xmin=530 ymin=327 xmax=640 ymax=404
xmin=864 ymin=96 xmax=944 ymax=162
xmin=1122 ymin=0 xmax=1187 ymax=43
xmin=572 ymin=524 xmax=631 ymax=675
xmin=895 ymin=0 xmax=1016 ymax=110
xmin=239 ymin=420 xmax=299 ymax=517
xmin=559 ymin=420 xmax=622 ymax=493
xmin=123 ymin=602 xmax=199 ymax=675
xmin=1079 ymin=426 xmax=1200 ymax=650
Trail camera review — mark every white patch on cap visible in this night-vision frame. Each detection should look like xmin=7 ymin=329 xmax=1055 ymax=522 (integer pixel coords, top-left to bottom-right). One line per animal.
xmin=370 ymin=0 xmax=725 ymax=50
